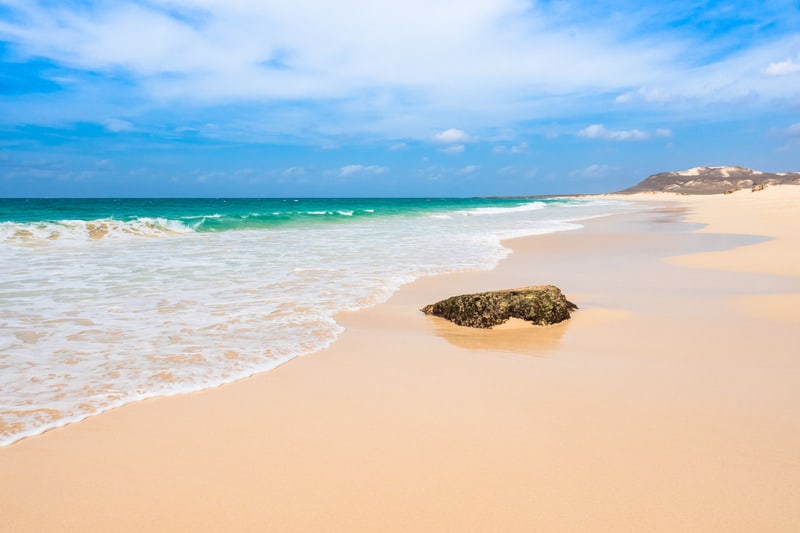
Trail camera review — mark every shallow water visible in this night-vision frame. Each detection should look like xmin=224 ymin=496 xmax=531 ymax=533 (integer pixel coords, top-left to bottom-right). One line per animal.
xmin=0 ymin=197 xmax=638 ymax=445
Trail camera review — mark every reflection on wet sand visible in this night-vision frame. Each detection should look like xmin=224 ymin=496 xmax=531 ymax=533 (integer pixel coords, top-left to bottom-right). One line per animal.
xmin=427 ymin=316 xmax=569 ymax=355
xmin=426 ymin=306 xmax=634 ymax=356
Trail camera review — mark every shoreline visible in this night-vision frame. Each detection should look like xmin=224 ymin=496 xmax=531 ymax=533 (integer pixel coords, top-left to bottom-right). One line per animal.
xmin=1 ymin=187 xmax=799 ymax=531
xmin=0 ymin=196 xmax=635 ymax=449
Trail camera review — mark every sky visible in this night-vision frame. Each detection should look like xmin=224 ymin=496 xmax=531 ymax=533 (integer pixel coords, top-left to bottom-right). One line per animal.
xmin=0 ymin=0 xmax=799 ymax=197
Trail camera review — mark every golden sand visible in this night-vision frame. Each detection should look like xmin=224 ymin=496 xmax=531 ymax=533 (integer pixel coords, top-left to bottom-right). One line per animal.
xmin=0 ymin=186 xmax=798 ymax=532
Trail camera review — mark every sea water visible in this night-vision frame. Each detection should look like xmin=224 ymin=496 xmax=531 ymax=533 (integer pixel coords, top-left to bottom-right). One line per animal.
xmin=0 ymin=197 xmax=638 ymax=445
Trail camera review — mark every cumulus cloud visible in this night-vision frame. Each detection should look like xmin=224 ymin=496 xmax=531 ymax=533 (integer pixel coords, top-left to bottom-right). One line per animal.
xmin=339 ymin=164 xmax=386 ymax=177
xmin=655 ymin=128 xmax=673 ymax=138
xmin=432 ymin=128 xmax=472 ymax=144
xmin=458 ymin=165 xmax=480 ymax=175
xmin=388 ymin=143 xmax=407 ymax=151
xmin=0 ymin=0 xmax=797 ymax=140
xmin=0 ymin=0 xmax=677 ymax=111
xmin=764 ymin=57 xmax=800 ymax=76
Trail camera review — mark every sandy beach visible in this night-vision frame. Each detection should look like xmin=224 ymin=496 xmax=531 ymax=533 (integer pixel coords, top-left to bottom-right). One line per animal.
xmin=1 ymin=186 xmax=799 ymax=532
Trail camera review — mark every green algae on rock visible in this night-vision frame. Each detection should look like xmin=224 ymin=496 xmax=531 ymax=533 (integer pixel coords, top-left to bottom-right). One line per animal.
xmin=421 ymin=285 xmax=577 ymax=329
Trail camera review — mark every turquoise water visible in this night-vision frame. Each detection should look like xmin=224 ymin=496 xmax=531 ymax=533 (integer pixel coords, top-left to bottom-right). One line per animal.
xmin=0 ymin=197 xmax=574 ymax=236
xmin=0 ymin=197 xmax=638 ymax=445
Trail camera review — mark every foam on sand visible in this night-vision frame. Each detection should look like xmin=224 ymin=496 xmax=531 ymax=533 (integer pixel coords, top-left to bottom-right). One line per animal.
xmin=2 ymin=187 xmax=798 ymax=531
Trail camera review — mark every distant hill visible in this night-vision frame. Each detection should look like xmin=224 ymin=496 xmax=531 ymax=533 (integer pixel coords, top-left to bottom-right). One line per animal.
xmin=618 ymin=166 xmax=800 ymax=195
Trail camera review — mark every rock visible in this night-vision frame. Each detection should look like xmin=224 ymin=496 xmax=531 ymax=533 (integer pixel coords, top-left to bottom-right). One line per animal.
xmin=421 ymin=285 xmax=577 ymax=329
xmin=617 ymin=166 xmax=800 ymax=195
xmin=751 ymin=183 xmax=767 ymax=192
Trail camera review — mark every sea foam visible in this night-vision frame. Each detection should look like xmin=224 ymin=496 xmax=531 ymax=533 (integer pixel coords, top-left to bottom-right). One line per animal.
xmin=0 ymin=197 xmax=639 ymax=445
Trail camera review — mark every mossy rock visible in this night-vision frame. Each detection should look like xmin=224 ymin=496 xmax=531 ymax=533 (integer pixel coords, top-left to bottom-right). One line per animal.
xmin=421 ymin=285 xmax=577 ymax=329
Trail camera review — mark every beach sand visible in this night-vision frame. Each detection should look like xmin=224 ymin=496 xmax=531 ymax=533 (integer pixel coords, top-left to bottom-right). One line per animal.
xmin=1 ymin=186 xmax=799 ymax=532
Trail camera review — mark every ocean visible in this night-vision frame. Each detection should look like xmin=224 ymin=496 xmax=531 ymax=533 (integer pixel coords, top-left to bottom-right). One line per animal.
xmin=0 ymin=197 xmax=638 ymax=445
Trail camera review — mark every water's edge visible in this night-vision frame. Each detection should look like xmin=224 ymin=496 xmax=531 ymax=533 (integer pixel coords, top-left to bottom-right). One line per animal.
xmin=0 ymin=198 xmax=643 ymax=447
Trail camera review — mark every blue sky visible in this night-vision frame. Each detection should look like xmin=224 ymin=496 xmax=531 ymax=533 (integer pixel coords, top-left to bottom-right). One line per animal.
xmin=1 ymin=0 xmax=799 ymax=197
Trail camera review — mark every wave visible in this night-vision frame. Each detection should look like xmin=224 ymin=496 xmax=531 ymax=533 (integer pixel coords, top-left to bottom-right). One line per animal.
xmin=0 ymin=199 xmax=604 ymax=246
xmin=0 ymin=217 xmax=194 ymax=245
xmin=0 ymin=209 xmax=385 ymax=245
xmin=0 ymin=196 xmax=642 ymax=446
xmin=456 ymin=201 xmax=546 ymax=216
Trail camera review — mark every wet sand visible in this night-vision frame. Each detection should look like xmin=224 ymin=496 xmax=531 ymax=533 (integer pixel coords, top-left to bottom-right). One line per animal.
xmin=1 ymin=186 xmax=799 ymax=532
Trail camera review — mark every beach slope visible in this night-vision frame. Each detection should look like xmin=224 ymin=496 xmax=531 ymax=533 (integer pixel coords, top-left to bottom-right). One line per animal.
xmin=1 ymin=187 xmax=799 ymax=532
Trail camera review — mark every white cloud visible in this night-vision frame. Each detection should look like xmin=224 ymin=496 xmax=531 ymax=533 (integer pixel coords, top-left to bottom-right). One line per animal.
xmin=103 ymin=118 xmax=132 ymax=132
xmin=339 ymin=164 xmax=386 ymax=177
xmin=388 ymin=142 xmax=407 ymax=151
xmin=764 ymin=57 xmax=800 ymax=76
xmin=493 ymin=141 xmax=528 ymax=154
xmin=615 ymin=87 xmax=674 ymax=104
xmin=571 ymin=164 xmax=612 ymax=179
xmin=578 ymin=124 xmax=672 ymax=141
xmin=511 ymin=141 xmax=528 ymax=153
xmin=438 ymin=144 xmax=465 ymax=154
xmin=773 ymin=123 xmax=800 ymax=137
xmin=578 ymin=124 xmax=648 ymax=141
xmin=282 ymin=166 xmax=305 ymax=176
xmin=458 ymin=165 xmax=479 ymax=175
xmin=0 ymin=1 xmax=798 ymax=139
xmin=614 ymin=93 xmax=634 ymax=104
xmin=433 ymin=128 xmax=471 ymax=144
xmin=497 ymin=165 xmax=518 ymax=176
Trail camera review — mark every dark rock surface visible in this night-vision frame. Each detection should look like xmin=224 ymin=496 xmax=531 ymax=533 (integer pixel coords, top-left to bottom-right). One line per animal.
xmin=617 ymin=166 xmax=800 ymax=195
xmin=421 ymin=285 xmax=577 ymax=329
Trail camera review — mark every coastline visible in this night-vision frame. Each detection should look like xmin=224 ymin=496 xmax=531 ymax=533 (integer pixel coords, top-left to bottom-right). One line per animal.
xmin=1 ymin=187 xmax=799 ymax=531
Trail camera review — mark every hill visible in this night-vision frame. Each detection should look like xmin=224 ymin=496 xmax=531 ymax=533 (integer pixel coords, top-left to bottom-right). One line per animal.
xmin=618 ymin=166 xmax=800 ymax=195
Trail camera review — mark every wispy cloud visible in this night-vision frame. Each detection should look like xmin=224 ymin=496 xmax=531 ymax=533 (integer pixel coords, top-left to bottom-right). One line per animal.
xmin=103 ymin=118 xmax=132 ymax=132
xmin=578 ymin=125 xmax=647 ymax=141
xmin=763 ymin=57 xmax=800 ymax=76
xmin=4 ymin=0 xmax=795 ymax=139
xmin=571 ymin=164 xmax=613 ymax=179
xmin=438 ymin=144 xmax=465 ymax=154
xmin=578 ymin=124 xmax=672 ymax=141
xmin=771 ymin=123 xmax=800 ymax=137
xmin=338 ymin=164 xmax=386 ymax=177
xmin=615 ymin=87 xmax=675 ymax=104
xmin=282 ymin=167 xmax=306 ymax=176
xmin=0 ymin=0 xmax=799 ymax=197
xmin=493 ymin=141 xmax=528 ymax=154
